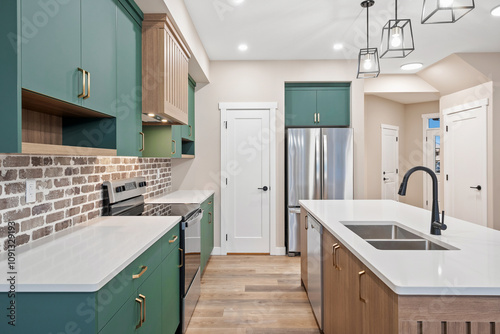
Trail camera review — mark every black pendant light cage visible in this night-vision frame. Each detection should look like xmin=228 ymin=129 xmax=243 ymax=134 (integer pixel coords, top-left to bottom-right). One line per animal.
xmin=357 ymin=48 xmax=380 ymax=79
xmin=380 ymin=0 xmax=414 ymax=59
xmin=357 ymin=0 xmax=380 ymax=79
xmin=421 ymin=0 xmax=475 ymax=24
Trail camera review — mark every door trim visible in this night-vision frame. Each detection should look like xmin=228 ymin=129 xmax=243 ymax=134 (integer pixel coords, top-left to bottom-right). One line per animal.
xmin=380 ymin=124 xmax=399 ymax=200
xmin=422 ymin=113 xmax=440 ymax=209
xmin=219 ymin=102 xmax=279 ymax=255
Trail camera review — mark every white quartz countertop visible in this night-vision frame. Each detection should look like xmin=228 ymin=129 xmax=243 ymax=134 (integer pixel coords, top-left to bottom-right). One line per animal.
xmin=0 ymin=216 xmax=181 ymax=293
xmin=300 ymin=200 xmax=500 ymax=296
xmin=147 ymin=190 xmax=214 ymax=204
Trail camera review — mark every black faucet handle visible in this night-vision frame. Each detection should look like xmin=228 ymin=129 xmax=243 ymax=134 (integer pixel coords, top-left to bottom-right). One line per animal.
xmin=441 ymin=211 xmax=447 ymax=230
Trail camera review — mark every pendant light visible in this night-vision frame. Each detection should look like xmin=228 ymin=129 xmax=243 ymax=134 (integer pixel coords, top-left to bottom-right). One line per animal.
xmin=422 ymin=0 xmax=475 ymax=24
xmin=357 ymin=0 xmax=380 ymax=79
xmin=380 ymin=0 xmax=414 ymax=58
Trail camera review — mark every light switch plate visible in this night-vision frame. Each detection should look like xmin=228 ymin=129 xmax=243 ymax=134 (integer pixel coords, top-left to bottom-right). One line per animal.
xmin=26 ymin=179 xmax=36 ymax=203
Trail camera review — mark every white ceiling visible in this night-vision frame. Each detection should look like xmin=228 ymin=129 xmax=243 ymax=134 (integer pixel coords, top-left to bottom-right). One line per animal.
xmin=183 ymin=0 xmax=500 ymax=74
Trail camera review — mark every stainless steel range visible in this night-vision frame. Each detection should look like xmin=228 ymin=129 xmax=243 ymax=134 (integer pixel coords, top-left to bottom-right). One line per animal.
xmin=102 ymin=177 xmax=202 ymax=333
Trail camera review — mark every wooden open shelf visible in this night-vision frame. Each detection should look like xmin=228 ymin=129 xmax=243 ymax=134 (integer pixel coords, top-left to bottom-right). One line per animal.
xmin=22 ymin=142 xmax=117 ymax=156
xmin=181 ymin=154 xmax=195 ymax=159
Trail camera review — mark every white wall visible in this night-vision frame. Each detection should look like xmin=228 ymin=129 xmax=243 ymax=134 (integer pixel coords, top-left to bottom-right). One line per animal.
xmin=172 ymin=60 xmax=366 ymax=249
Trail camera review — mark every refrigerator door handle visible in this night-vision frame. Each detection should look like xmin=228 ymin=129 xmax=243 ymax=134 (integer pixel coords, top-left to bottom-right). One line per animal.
xmin=315 ymin=134 xmax=322 ymax=199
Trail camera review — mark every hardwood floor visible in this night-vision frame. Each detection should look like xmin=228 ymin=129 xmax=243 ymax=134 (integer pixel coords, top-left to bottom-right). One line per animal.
xmin=186 ymin=255 xmax=320 ymax=334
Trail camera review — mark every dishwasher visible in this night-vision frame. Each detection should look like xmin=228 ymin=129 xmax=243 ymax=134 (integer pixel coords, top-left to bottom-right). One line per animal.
xmin=307 ymin=215 xmax=323 ymax=331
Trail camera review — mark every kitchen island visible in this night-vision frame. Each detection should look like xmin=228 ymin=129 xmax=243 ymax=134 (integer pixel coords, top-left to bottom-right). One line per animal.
xmin=300 ymin=200 xmax=500 ymax=334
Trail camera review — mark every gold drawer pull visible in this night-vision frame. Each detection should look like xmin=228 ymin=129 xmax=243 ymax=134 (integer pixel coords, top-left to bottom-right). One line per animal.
xmin=139 ymin=294 xmax=146 ymax=324
xmin=172 ymin=140 xmax=176 ymax=155
xmin=169 ymin=235 xmax=178 ymax=243
xmin=132 ymin=266 xmax=148 ymax=279
xmin=359 ymin=270 xmax=366 ymax=303
xmin=208 ymin=212 xmax=212 ymax=224
xmin=189 ymin=125 xmax=192 ymax=137
xmin=78 ymin=68 xmax=86 ymax=98
xmin=178 ymin=248 xmax=184 ymax=268
xmin=208 ymin=202 xmax=212 ymax=205
xmin=135 ymin=297 xmax=143 ymax=329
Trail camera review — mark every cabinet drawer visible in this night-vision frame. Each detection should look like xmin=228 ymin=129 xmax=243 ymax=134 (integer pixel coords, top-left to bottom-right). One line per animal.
xmin=97 ymin=240 xmax=161 ymax=331
xmin=161 ymin=223 xmax=181 ymax=259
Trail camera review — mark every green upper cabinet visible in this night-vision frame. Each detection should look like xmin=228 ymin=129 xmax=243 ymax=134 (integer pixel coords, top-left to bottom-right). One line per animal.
xmin=81 ymin=0 xmax=117 ymax=116
xmin=181 ymin=76 xmax=196 ymax=141
xmin=285 ymin=88 xmax=317 ymax=127
xmin=21 ymin=0 xmax=82 ymax=106
xmin=285 ymin=83 xmax=351 ymax=127
xmin=116 ymin=2 xmax=143 ymax=156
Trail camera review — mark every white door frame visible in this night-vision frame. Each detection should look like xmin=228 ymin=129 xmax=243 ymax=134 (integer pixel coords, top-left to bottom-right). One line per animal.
xmin=422 ymin=113 xmax=440 ymax=209
xmin=380 ymin=124 xmax=399 ymax=200
xmin=219 ymin=102 xmax=279 ymax=255
xmin=443 ymin=98 xmax=488 ymax=226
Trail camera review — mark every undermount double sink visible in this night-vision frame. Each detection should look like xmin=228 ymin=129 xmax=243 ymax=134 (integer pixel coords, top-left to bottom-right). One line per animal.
xmin=341 ymin=221 xmax=457 ymax=251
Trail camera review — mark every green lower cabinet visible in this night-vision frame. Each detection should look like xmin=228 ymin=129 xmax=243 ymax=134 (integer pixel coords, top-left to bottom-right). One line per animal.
xmin=161 ymin=246 xmax=181 ymax=334
xmin=201 ymin=195 xmax=214 ymax=274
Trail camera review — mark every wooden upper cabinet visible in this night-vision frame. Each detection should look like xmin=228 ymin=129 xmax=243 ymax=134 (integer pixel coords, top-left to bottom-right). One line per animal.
xmin=142 ymin=14 xmax=191 ymax=125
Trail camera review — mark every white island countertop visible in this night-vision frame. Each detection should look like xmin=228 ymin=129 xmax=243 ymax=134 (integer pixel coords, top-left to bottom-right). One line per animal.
xmin=0 ymin=216 xmax=181 ymax=293
xmin=147 ymin=190 xmax=214 ymax=204
xmin=300 ymin=200 xmax=500 ymax=296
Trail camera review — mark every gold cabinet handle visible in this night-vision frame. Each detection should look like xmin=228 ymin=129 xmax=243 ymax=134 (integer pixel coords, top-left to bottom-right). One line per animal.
xmin=178 ymin=248 xmax=184 ymax=268
xmin=84 ymin=71 xmax=90 ymax=99
xmin=189 ymin=125 xmax=192 ymax=137
xmin=208 ymin=202 xmax=212 ymax=205
xmin=132 ymin=266 xmax=148 ymax=279
xmin=334 ymin=245 xmax=341 ymax=270
xmin=139 ymin=132 xmax=145 ymax=152
xmin=359 ymin=271 xmax=366 ymax=303
xmin=318 ymin=113 xmax=320 ymax=123
xmin=314 ymin=113 xmax=317 ymax=123
xmin=208 ymin=212 xmax=212 ymax=224
xmin=172 ymin=140 xmax=176 ymax=155
xmin=139 ymin=294 xmax=146 ymax=324
xmin=135 ymin=297 xmax=143 ymax=329
xmin=332 ymin=243 xmax=339 ymax=268
xmin=78 ymin=68 xmax=86 ymax=98
xmin=169 ymin=235 xmax=178 ymax=244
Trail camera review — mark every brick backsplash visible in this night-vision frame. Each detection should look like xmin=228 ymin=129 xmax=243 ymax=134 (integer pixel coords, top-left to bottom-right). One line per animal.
xmin=0 ymin=155 xmax=171 ymax=251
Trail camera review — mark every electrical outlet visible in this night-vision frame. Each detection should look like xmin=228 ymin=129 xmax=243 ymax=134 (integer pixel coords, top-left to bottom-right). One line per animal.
xmin=26 ymin=179 xmax=36 ymax=203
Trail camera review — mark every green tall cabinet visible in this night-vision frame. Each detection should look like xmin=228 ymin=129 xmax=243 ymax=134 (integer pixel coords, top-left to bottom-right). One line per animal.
xmin=285 ymin=83 xmax=351 ymax=127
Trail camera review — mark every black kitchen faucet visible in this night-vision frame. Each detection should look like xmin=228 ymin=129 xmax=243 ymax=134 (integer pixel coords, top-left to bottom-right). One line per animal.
xmin=398 ymin=166 xmax=447 ymax=235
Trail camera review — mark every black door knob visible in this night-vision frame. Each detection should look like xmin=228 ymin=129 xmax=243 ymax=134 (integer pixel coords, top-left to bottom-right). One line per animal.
xmin=470 ymin=185 xmax=482 ymax=191
xmin=383 ymin=178 xmax=389 ymax=181
xmin=258 ymin=186 xmax=269 ymax=191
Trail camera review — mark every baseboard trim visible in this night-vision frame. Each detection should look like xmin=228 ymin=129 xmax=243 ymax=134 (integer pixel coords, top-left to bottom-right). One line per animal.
xmin=211 ymin=247 xmax=222 ymax=255
xmin=272 ymin=247 xmax=287 ymax=256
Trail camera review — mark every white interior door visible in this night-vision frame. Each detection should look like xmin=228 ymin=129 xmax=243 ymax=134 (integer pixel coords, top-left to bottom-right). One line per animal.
xmin=444 ymin=102 xmax=488 ymax=227
xmin=381 ymin=125 xmax=399 ymax=201
xmin=225 ymin=110 xmax=270 ymax=253
xmin=424 ymin=128 xmax=441 ymax=210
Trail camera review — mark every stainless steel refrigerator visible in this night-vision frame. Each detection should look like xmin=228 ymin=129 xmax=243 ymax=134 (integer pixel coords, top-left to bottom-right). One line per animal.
xmin=286 ymin=128 xmax=353 ymax=255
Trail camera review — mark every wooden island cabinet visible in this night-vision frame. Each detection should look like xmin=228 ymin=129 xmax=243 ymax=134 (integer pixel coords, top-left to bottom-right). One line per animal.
xmin=300 ymin=209 xmax=500 ymax=334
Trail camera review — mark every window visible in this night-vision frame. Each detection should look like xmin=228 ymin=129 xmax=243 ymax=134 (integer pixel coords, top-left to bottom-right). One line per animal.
xmin=428 ymin=118 xmax=440 ymax=129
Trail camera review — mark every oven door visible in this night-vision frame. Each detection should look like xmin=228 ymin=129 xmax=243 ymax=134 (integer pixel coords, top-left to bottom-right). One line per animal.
xmin=184 ymin=209 xmax=202 ymax=295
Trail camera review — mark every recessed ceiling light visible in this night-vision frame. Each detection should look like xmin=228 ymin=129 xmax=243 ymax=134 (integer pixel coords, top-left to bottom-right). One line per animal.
xmin=238 ymin=44 xmax=248 ymax=52
xmin=147 ymin=113 xmax=155 ymax=117
xmin=401 ymin=63 xmax=423 ymax=71
xmin=333 ymin=43 xmax=344 ymax=50
xmin=229 ymin=0 xmax=245 ymax=5
xmin=161 ymin=119 xmax=168 ymax=123
xmin=491 ymin=5 xmax=500 ymax=16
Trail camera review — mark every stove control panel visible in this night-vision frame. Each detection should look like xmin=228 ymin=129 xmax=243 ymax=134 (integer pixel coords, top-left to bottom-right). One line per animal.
xmin=103 ymin=177 xmax=147 ymax=204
